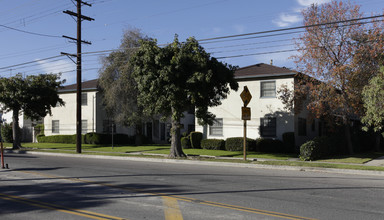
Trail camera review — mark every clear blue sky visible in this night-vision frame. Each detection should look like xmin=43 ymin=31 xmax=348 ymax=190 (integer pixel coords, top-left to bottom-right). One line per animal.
xmin=0 ymin=0 xmax=382 ymax=84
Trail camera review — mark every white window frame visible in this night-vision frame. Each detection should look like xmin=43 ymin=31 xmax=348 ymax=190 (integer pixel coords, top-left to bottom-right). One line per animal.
xmin=52 ymin=120 xmax=59 ymax=133
xmin=260 ymin=81 xmax=276 ymax=98
xmin=209 ymin=118 xmax=223 ymax=136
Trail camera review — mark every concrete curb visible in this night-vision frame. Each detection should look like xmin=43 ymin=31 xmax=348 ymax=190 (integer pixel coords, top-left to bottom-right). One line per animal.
xmin=8 ymin=150 xmax=384 ymax=176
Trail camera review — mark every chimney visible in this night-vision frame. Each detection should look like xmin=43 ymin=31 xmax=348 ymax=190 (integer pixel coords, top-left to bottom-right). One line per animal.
xmin=270 ymin=59 xmax=273 ymax=65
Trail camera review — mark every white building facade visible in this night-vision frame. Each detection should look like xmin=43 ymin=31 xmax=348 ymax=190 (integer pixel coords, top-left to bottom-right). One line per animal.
xmin=44 ymin=79 xmax=195 ymax=144
xmin=195 ymin=63 xmax=320 ymax=147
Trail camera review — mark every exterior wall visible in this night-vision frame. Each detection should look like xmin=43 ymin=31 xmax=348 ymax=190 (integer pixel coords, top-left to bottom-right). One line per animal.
xmin=43 ymin=89 xmax=194 ymax=144
xmin=196 ymin=77 xmax=295 ymax=141
xmin=44 ymin=91 xmax=98 ymax=136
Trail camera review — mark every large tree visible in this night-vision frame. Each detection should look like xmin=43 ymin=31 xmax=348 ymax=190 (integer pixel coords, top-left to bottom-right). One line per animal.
xmin=131 ymin=36 xmax=238 ymax=158
xmin=0 ymin=73 xmax=64 ymax=149
xmin=98 ymin=29 xmax=149 ymax=144
xmin=293 ymin=0 xmax=384 ymax=154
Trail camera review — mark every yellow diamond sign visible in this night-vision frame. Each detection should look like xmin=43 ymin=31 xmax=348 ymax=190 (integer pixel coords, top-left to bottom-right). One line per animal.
xmin=240 ymin=86 xmax=252 ymax=107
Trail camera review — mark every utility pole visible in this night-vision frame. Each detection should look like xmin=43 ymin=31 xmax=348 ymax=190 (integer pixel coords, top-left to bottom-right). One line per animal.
xmin=62 ymin=0 xmax=94 ymax=153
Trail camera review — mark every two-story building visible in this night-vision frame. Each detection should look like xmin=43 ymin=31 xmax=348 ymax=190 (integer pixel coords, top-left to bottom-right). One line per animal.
xmin=44 ymin=79 xmax=195 ymax=143
xmin=195 ymin=63 xmax=320 ymax=146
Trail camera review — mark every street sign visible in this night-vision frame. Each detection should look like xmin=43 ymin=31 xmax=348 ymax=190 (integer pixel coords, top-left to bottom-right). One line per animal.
xmin=242 ymin=107 xmax=251 ymax=120
xmin=240 ymin=86 xmax=252 ymax=107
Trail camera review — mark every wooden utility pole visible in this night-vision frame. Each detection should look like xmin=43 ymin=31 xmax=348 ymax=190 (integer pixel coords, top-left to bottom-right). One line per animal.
xmin=62 ymin=0 xmax=94 ymax=153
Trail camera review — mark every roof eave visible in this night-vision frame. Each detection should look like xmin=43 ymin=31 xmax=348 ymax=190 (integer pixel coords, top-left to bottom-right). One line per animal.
xmin=235 ymin=72 xmax=297 ymax=80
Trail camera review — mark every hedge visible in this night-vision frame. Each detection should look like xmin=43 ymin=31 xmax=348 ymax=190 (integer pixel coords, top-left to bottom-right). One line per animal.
xmin=37 ymin=133 xmax=135 ymax=145
xmin=37 ymin=134 xmax=82 ymax=144
xmin=201 ymin=139 xmax=225 ymax=150
xmin=190 ymin=132 xmax=203 ymax=149
xmin=225 ymin=137 xmax=256 ymax=151
xmin=256 ymin=138 xmax=284 ymax=153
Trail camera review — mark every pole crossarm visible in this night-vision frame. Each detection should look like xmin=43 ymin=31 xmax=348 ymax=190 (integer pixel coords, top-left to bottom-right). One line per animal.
xmin=63 ymin=35 xmax=92 ymax=45
xmin=63 ymin=10 xmax=95 ymax=21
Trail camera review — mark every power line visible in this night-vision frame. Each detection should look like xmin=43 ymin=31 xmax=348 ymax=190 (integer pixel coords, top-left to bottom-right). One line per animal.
xmin=0 ymin=24 xmax=61 ymax=38
xmin=198 ymin=14 xmax=384 ymax=42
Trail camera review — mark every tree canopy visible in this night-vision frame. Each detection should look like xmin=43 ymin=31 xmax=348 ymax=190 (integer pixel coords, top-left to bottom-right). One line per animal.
xmin=131 ymin=36 xmax=238 ymax=158
xmin=292 ymin=0 xmax=384 ymax=154
xmin=0 ymin=73 xmax=64 ymax=149
xmin=98 ymin=29 xmax=149 ymax=133
xmin=362 ymin=67 xmax=384 ymax=133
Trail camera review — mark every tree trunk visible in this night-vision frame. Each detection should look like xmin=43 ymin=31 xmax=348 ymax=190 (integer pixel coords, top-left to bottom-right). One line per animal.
xmin=12 ymin=109 xmax=22 ymax=150
xmin=168 ymin=117 xmax=186 ymax=158
xmin=375 ymin=132 xmax=381 ymax=152
xmin=343 ymin=118 xmax=354 ymax=155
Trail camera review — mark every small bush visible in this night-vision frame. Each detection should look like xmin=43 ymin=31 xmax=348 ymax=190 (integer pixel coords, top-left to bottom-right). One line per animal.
xmin=300 ymin=140 xmax=321 ymax=161
xmin=201 ymin=139 xmax=225 ymax=150
xmin=1 ymin=123 xmax=13 ymax=143
xmin=181 ymin=136 xmax=191 ymax=149
xmin=282 ymin=132 xmax=295 ymax=153
xmin=256 ymin=138 xmax=284 ymax=153
xmin=299 ymin=136 xmax=336 ymax=161
xmin=190 ymin=132 xmax=203 ymax=149
xmin=225 ymin=137 xmax=256 ymax=151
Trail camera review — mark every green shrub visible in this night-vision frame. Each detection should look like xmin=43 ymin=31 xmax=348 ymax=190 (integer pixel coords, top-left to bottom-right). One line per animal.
xmin=181 ymin=136 xmax=191 ymax=149
xmin=256 ymin=138 xmax=284 ymax=153
xmin=1 ymin=123 xmax=13 ymax=143
xmin=37 ymin=134 xmax=81 ymax=144
xmin=225 ymin=137 xmax=256 ymax=151
xmin=299 ymin=140 xmax=319 ymax=161
xmin=84 ymin=133 xmax=134 ymax=145
xmin=190 ymin=132 xmax=203 ymax=149
xmin=299 ymin=136 xmax=336 ymax=161
xmin=201 ymin=139 xmax=225 ymax=150
xmin=282 ymin=132 xmax=295 ymax=153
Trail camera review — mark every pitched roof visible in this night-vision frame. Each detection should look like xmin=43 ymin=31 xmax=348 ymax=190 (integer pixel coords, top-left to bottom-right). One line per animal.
xmin=235 ymin=63 xmax=297 ymax=79
xmin=60 ymin=79 xmax=98 ymax=93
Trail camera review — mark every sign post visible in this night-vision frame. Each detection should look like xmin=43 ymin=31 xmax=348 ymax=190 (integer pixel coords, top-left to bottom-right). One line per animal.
xmin=0 ymin=123 xmax=4 ymax=169
xmin=240 ymin=86 xmax=252 ymax=161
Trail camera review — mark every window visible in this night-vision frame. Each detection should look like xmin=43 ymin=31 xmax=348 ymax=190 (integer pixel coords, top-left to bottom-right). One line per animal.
xmin=260 ymin=117 xmax=276 ymax=137
xmin=298 ymin=118 xmax=307 ymax=136
xmin=209 ymin=118 xmax=223 ymax=136
xmin=260 ymin=81 xmax=276 ymax=97
xmin=52 ymin=120 xmax=59 ymax=133
xmin=81 ymin=93 xmax=87 ymax=106
xmin=81 ymin=120 xmax=88 ymax=134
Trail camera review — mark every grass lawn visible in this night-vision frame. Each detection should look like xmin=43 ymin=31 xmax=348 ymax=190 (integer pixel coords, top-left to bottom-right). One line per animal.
xmin=3 ymin=142 xmax=384 ymax=171
xmin=318 ymin=152 xmax=384 ymax=164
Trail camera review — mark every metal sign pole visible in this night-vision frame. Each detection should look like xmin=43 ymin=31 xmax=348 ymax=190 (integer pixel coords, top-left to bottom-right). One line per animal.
xmin=243 ymin=118 xmax=247 ymax=161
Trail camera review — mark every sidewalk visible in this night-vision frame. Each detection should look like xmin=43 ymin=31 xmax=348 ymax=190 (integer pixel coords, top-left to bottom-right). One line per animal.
xmin=4 ymin=148 xmax=384 ymax=176
xmin=364 ymin=156 xmax=384 ymax=166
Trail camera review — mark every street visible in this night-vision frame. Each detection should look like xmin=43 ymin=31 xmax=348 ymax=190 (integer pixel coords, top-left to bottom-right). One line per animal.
xmin=1 ymin=152 xmax=384 ymax=220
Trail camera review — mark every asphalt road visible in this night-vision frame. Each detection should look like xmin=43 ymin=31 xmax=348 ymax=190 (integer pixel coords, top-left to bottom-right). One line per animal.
xmin=1 ymin=152 xmax=384 ymax=220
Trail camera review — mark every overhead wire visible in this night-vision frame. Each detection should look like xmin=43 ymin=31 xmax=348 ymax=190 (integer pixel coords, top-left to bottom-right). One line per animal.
xmin=1 ymin=13 xmax=383 ymax=75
